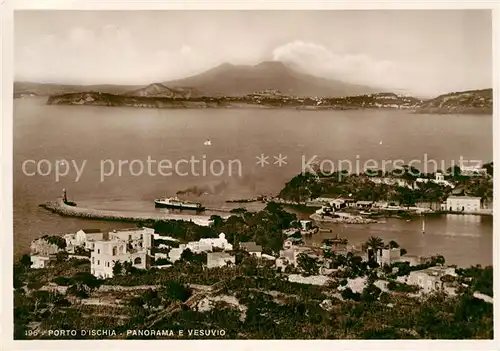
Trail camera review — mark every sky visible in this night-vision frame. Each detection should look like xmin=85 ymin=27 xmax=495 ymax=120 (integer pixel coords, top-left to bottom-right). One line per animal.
xmin=14 ymin=10 xmax=492 ymax=96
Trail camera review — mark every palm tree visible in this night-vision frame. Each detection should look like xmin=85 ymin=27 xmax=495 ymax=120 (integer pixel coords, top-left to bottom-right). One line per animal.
xmin=363 ymin=236 xmax=385 ymax=262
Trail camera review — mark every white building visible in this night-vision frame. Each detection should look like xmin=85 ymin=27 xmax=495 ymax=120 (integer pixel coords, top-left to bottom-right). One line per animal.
xmin=376 ymin=248 xmax=401 ymax=266
xmin=459 ymin=163 xmax=488 ymax=176
xmin=416 ymin=172 xmax=455 ymax=188
xmin=30 ymin=255 xmax=54 ymax=269
xmin=168 ymin=246 xmax=186 ymax=263
xmin=30 ymin=237 xmax=62 ymax=256
xmin=206 ymin=252 xmax=235 ymax=268
xmin=405 ymin=266 xmax=457 ymax=294
xmin=90 ymin=240 xmax=148 ymax=278
xmin=369 ymin=177 xmax=412 ymax=188
xmin=75 ymin=229 xmax=104 ymax=251
xmin=168 ymin=233 xmax=233 ymax=262
xmin=239 ymin=242 xmax=262 ymax=257
xmin=276 ymin=247 xmax=313 ymax=271
xmin=288 ymin=274 xmax=331 ymax=286
xmin=108 ymin=227 xmax=153 ymax=254
xmin=299 ymin=220 xmax=313 ymax=231
xmin=446 ymin=196 xmax=482 ymax=212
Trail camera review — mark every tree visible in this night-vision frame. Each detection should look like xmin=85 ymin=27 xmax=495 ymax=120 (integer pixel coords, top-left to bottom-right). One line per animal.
xmin=483 ymin=162 xmax=493 ymax=176
xmin=19 ymin=254 xmax=31 ymax=267
xmin=388 ymin=240 xmax=400 ymax=249
xmin=210 ymin=215 xmax=223 ymax=228
xmin=162 ymin=280 xmax=192 ymax=302
xmin=55 ymin=251 xmax=68 ymax=263
xmin=341 ymin=287 xmax=360 ymax=301
xmin=434 ymin=255 xmax=445 ymax=266
xmin=363 ymin=236 xmax=384 ymax=262
xmin=112 ymin=261 xmax=123 ymax=276
xmin=297 ymin=253 xmax=319 ymax=276
xmin=361 ymin=284 xmax=382 ymax=302
xmin=67 ymin=272 xmax=102 ymax=298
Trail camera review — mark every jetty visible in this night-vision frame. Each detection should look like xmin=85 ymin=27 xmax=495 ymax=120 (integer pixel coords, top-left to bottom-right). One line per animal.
xmin=39 ymin=198 xmax=217 ymax=226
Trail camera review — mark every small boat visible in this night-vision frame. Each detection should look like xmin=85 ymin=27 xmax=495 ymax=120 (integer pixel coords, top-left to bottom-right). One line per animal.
xmin=204 ymin=139 xmax=212 ymax=146
xmin=155 ymin=197 xmax=205 ymax=211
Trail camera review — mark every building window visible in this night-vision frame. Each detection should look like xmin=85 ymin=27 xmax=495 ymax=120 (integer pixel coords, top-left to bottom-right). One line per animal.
xmin=112 ymin=247 xmax=117 ymax=256
xmin=134 ymin=257 xmax=142 ymax=265
xmin=92 ymin=257 xmax=94 ymax=264
xmin=98 ymin=260 xmax=100 ymax=265
xmin=106 ymin=262 xmax=109 ymax=267
xmin=97 ymin=249 xmax=100 ymax=254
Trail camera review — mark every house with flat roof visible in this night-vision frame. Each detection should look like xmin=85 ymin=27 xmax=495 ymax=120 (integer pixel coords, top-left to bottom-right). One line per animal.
xmin=90 ymin=239 xmax=148 ymax=278
xmin=239 ymin=242 xmax=262 ymax=257
xmin=445 ymin=196 xmax=482 ymax=212
xmin=75 ymin=229 xmax=104 ymax=251
xmin=109 ymin=227 xmax=153 ymax=254
xmin=403 ymin=266 xmax=457 ymax=294
xmin=206 ymin=252 xmax=235 ymax=268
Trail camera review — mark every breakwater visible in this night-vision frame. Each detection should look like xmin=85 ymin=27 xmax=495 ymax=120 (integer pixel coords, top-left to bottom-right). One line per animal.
xmin=39 ymin=198 xmax=217 ymax=226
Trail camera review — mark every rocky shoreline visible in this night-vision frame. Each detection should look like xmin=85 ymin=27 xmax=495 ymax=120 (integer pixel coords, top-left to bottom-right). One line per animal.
xmin=310 ymin=213 xmax=378 ymax=224
xmin=45 ymin=90 xmax=493 ymax=114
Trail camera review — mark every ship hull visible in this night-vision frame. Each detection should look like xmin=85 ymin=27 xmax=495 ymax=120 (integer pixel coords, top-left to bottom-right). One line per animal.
xmin=155 ymin=201 xmax=204 ymax=211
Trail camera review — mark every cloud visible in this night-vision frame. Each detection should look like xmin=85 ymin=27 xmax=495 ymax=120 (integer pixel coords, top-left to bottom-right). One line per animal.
xmin=180 ymin=45 xmax=192 ymax=56
xmin=15 ymin=25 xmax=200 ymax=84
xmin=272 ymin=40 xmax=406 ymax=91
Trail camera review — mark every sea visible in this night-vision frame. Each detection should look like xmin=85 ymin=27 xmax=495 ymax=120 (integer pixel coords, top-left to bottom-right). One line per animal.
xmin=13 ymin=97 xmax=493 ymax=267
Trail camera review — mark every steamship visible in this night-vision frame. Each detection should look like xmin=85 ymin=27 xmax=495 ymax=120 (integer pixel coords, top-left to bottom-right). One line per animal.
xmin=154 ymin=197 xmax=205 ymax=211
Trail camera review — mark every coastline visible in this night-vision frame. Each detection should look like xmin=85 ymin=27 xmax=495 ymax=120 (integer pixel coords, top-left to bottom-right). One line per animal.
xmin=42 ymin=92 xmax=493 ymax=115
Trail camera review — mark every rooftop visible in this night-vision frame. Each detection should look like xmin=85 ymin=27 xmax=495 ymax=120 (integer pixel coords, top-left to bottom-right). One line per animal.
xmin=207 ymin=252 xmax=233 ymax=258
xmin=239 ymin=241 xmax=263 ymax=253
xmin=447 ymin=195 xmax=482 ymax=200
xmin=81 ymin=229 xmax=102 ymax=233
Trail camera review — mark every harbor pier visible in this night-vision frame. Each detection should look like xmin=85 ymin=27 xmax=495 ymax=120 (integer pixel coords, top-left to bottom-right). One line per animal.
xmin=39 ymin=198 xmax=218 ymax=226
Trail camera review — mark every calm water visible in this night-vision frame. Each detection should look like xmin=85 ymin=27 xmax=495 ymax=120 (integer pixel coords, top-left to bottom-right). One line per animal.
xmin=13 ymin=98 xmax=493 ymax=266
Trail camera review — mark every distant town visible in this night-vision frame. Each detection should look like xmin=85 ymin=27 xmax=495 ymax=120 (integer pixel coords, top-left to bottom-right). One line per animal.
xmin=37 ymin=88 xmax=493 ymax=115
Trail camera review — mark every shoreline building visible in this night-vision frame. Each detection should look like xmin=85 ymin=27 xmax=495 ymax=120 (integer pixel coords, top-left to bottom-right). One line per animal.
xmin=445 ymin=196 xmax=482 ymax=212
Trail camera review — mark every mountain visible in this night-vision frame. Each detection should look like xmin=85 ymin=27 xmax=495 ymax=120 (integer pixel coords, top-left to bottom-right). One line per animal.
xmin=415 ymin=89 xmax=492 ymax=114
xmin=162 ymin=61 xmax=377 ymax=97
xmin=14 ymin=82 xmax=141 ymax=97
xmin=123 ymin=83 xmax=204 ymax=98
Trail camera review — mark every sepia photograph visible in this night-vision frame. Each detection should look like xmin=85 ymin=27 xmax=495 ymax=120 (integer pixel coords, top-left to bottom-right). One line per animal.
xmin=5 ymin=3 xmax=496 ymax=345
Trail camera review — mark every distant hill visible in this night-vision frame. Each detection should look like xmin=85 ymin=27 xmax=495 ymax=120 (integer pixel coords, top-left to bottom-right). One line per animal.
xmin=14 ymin=82 xmax=141 ymax=97
xmin=415 ymin=89 xmax=493 ymax=114
xmin=162 ymin=61 xmax=377 ymax=97
xmin=123 ymin=83 xmax=204 ymax=98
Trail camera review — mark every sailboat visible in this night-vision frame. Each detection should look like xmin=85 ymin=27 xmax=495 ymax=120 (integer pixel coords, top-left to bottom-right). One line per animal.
xmin=421 ymin=215 xmax=426 ymax=234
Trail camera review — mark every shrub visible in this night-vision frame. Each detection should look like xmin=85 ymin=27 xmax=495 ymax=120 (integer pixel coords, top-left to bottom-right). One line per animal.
xmin=341 ymin=287 xmax=361 ymax=301
xmin=154 ymin=258 xmax=171 ymax=266
xmin=53 ymin=276 xmax=73 ymax=286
